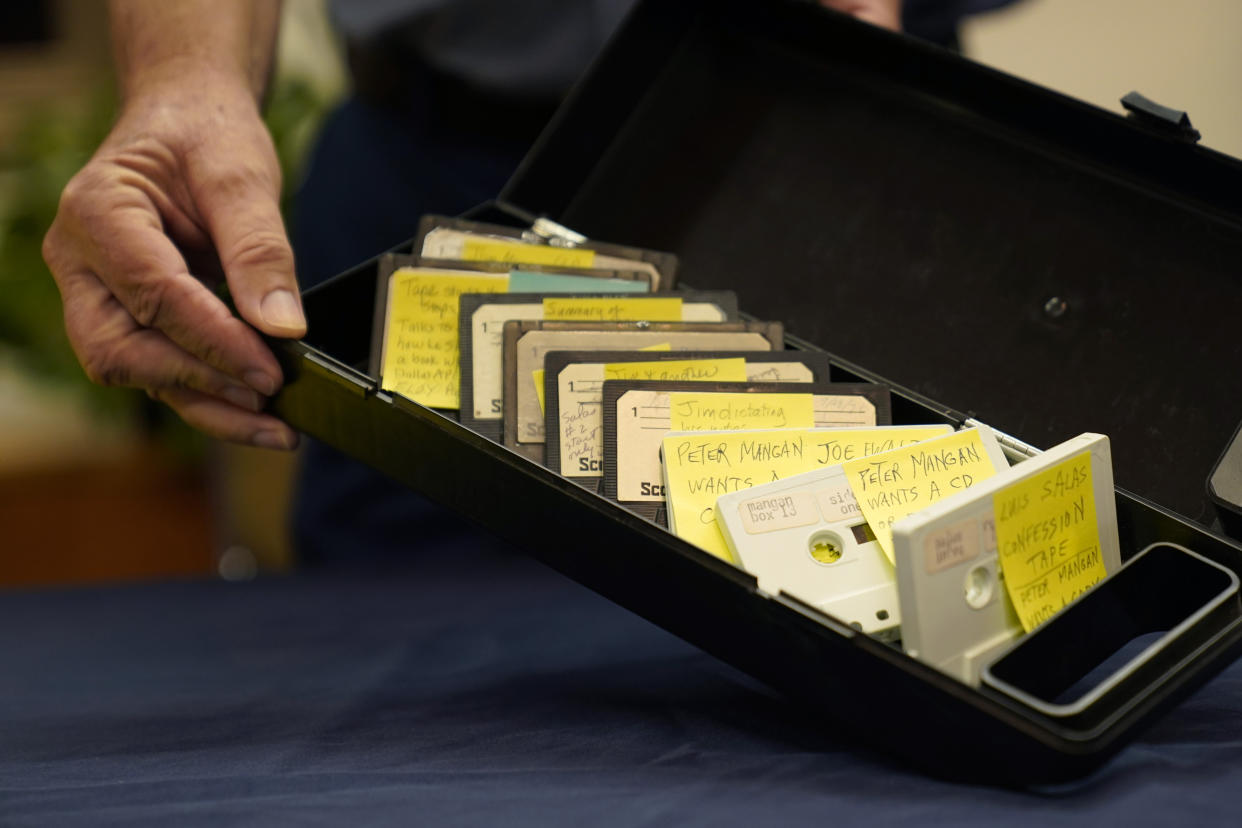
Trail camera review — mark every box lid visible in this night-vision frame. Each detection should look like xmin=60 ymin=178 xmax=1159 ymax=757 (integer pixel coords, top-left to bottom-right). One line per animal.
xmin=502 ymin=0 xmax=1242 ymax=525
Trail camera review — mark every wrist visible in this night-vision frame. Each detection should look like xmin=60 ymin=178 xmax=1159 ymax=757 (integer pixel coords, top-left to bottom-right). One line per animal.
xmin=117 ymin=61 xmax=263 ymax=119
xmin=119 ymin=58 xmax=259 ymax=108
xmin=109 ymin=0 xmax=280 ymax=105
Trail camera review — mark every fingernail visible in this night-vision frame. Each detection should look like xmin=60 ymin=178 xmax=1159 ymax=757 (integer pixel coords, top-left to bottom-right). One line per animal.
xmin=244 ymin=369 xmax=278 ymax=397
xmin=260 ymin=289 xmax=306 ymax=333
xmin=253 ymin=429 xmax=297 ymax=451
xmin=220 ymin=385 xmax=264 ymax=413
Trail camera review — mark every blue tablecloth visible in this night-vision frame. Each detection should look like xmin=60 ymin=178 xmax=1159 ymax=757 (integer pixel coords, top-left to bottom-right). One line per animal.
xmin=3 ymin=539 xmax=1241 ymax=826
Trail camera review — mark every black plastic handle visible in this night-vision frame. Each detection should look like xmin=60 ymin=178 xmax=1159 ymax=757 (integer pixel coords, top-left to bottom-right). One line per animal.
xmin=981 ymin=543 xmax=1241 ymax=733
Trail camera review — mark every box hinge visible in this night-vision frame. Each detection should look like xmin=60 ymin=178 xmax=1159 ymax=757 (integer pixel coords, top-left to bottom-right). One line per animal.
xmin=962 ymin=417 xmax=1041 ymax=463
xmin=304 ymin=352 xmax=372 ymax=398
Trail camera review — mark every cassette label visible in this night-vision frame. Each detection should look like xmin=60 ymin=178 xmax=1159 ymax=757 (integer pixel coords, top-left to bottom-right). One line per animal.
xmin=669 ymin=392 xmax=817 ymax=431
xmin=382 ymin=268 xmax=508 ymax=409
xmin=469 ymin=301 xmax=542 ymax=419
xmin=814 ymin=482 xmax=862 ymax=524
xmin=460 ymin=237 xmax=597 ymax=268
xmin=739 ymin=491 xmax=821 ymax=534
xmin=543 ymin=297 xmax=683 ymax=322
xmin=924 ymin=518 xmax=981 ymax=575
xmin=507 ymin=271 xmax=650 ymax=294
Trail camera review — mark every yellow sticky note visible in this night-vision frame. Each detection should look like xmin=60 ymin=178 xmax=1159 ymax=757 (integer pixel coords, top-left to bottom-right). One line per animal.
xmin=993 ymin=451 xmax=1106 ymax=632
xmin=640 ymin=343 xmax=673 ymax=351
xmin=533 ymin=368 xmax=546 ymax=415
xmin=603 ymin=358 xmax=748 ymax=383
xmin=661 ymin=425 xmax=952 ymax=563
xmin=843 ymin=428 xmax=1000 ymax=564
xmin=462 ymin=238 xmax=596 ymax=268
xmin=806 ymin=425 xmax=954 ymax=468
xmin=668 ymin=392 xmax=814 ymax=431
xmin=542 ymin=297 xmax=682 ymax=322
xmin=662 ymin=429 xmax=818 ymax=563
xmin=381 ymin=268 xmax=509 ymax=408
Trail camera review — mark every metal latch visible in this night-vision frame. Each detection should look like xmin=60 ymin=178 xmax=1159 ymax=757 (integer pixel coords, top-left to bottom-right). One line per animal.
xmin=525 ymin=216 xmax=589 ymax=248
xmin=1120 ymin=91 xmax=1201 ymax=144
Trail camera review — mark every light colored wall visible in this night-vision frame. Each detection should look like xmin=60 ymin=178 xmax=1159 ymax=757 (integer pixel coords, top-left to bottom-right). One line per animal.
xmin=0 ymin=0 xmax=110 ymax=145
xmin=962 ymin=0 xmax=1242 ymax=160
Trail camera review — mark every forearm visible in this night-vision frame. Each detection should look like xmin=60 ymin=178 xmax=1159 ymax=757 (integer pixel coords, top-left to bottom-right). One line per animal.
xmin=109 ymin=0 xmax=282 ymax=104
xmin=41 ymin=0 xmax=301 ymax=449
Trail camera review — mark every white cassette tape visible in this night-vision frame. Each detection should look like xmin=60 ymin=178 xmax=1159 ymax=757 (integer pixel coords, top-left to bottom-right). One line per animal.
xmin=891 ymin=433 xmax=1121 ymax=686
xmin=716 ymin=464 xmax=901 ymax=640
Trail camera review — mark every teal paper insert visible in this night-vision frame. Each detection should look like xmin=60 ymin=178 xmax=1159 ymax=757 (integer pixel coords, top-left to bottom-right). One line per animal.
xmin=508 ymin=271 xmax=649 ymax=293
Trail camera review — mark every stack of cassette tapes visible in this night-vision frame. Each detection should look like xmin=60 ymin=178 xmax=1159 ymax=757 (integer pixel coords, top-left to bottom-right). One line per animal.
xmin=370 ymin=213 xmax=1132 ymax=688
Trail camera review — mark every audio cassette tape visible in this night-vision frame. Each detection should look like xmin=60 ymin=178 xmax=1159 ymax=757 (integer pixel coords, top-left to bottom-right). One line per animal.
xmin=715 ymin=425 xmax=1009 ymax=640
xmin=717 ymin=462 xmax=901 ymax=638
xmin=891 ymin=433 xmax=1122 ymax=685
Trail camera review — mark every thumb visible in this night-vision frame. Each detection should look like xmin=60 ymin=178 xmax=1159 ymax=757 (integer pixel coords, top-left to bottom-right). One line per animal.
xmin=194 ymin=155 xmax=307 ymax=340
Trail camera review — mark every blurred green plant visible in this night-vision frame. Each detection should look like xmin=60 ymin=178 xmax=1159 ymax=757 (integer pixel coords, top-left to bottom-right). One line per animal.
xmin=0 ymin=87 xmax=114 ymax=396
xmin=0 ymin=74 xmax=334 ymax=453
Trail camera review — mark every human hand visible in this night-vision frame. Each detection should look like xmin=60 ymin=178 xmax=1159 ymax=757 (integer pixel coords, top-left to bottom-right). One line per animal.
xmin=819 ymin=0 xmax=902 ymax=31
xmin=43 ymin=73 xmax=303 ymax=450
